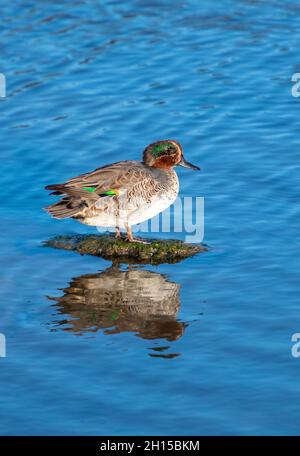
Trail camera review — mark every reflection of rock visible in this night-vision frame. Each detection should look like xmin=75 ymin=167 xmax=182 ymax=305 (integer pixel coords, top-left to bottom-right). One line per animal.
xmin=50 ymin=266 xmax=186 ymax=341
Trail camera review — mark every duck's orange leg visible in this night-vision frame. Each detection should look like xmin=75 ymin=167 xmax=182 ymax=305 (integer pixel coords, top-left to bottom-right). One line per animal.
xmin=125 ymin=223 xmax=134 ymax=242
xmin=115 ymin=226 xmax=122 ymax=239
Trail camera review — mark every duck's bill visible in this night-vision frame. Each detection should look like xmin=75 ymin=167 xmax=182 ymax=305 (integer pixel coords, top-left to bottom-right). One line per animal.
xmin=178 ymin=157 xmax=200 ymax=170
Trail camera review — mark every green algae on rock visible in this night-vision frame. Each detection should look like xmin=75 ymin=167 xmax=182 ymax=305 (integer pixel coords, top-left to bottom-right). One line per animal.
xmin=44 ymin=234 xmax=207 ymax=264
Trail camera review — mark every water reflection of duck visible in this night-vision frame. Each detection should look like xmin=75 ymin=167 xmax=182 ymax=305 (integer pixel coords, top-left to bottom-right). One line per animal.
xmin=50 ymin=265 xmax=186 ymax=342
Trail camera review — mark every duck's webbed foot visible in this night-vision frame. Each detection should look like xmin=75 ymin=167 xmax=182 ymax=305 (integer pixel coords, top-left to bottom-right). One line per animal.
xmin=131 ymin=238 xmax=151 ymax=244
xmin=124 ymin=223 xmax=151 ymax=244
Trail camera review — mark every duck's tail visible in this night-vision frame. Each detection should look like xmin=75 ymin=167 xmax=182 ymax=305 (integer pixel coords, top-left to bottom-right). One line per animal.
xmin=44 ymin=184 xmax=85 ymax=219
xmin=44 ymin=199 xmax=83 ymax=219
xmin=44 ymin=198 xmax=86 ymax=219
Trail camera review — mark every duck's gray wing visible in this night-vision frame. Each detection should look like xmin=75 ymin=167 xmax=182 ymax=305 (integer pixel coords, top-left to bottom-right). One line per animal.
xmin=45 ymin=160 xmax=152 ymax=200
xmin=44 ymin=160 xmax=155 ymax=219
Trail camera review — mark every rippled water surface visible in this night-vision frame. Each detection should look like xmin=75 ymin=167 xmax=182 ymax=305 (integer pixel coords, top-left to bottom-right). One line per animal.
xmin=1 ymin=0 xmax=300 ymax=435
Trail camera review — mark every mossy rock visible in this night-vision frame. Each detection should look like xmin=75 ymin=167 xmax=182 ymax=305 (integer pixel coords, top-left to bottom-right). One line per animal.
xmin=44 ymin=234 xmax=207 ymax=264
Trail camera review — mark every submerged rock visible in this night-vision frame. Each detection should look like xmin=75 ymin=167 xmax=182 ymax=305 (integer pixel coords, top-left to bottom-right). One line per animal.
xmin=44 ymin=233 xmax=207 ymax=264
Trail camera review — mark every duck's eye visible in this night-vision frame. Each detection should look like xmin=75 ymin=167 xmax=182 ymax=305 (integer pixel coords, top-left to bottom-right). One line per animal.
xmin=151 ymin=143 xmax=176 ymax=157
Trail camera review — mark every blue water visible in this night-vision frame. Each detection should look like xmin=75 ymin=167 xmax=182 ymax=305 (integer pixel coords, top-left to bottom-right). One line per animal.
xmin=1 ymin=0 xmax=300 ymax=435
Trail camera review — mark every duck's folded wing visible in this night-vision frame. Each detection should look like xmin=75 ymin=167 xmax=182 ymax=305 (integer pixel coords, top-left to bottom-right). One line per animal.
xmin=45 ymin=161 xmax=150 ymax=200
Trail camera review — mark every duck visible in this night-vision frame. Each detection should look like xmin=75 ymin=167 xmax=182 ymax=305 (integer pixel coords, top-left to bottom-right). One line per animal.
xmin=44 ymin=139 xmax=200 ymax=242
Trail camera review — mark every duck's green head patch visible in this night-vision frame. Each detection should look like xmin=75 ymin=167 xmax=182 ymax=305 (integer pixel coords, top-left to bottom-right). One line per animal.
xmin=149 ymin=141 xmax=177 ymax=158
